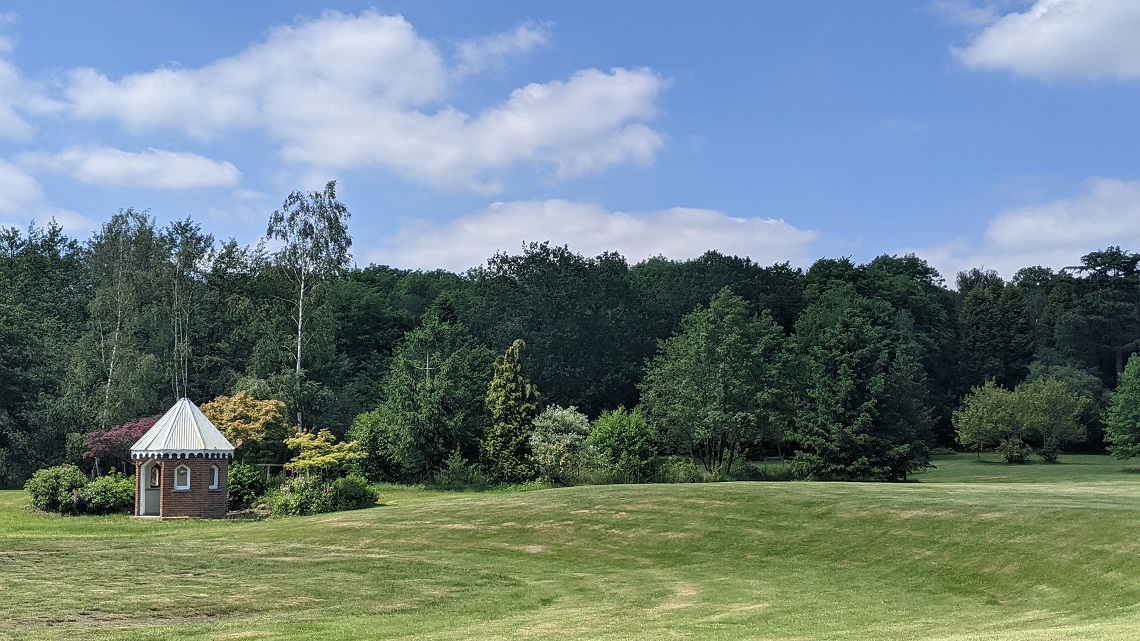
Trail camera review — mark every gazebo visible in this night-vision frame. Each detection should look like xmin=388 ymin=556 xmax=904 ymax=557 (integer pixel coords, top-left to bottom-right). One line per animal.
xmin=130 ymin=398 xmax=234 ymax=518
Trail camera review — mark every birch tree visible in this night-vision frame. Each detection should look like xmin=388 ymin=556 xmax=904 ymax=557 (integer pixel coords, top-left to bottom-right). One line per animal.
xmin=266 ymin=180 xmax=352 ymax=431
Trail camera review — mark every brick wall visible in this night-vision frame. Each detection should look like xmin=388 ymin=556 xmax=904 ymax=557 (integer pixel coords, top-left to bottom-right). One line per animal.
xmin=134 ymin=455 xmax=229 ymax=518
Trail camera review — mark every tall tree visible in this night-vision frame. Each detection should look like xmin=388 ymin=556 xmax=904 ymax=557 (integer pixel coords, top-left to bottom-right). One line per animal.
xmin=481 ymin=339 xmax=541 ymax=483
xmin=266 ymin=180 xmax=352 ymax=431
xmin=352 ymin=315 xmax=494 ymax=481
xmin=791 ymin=284 xmax=933 ymax=481
xmin=640 ymin=287 xmax=796 ymax=474
xmin=1105 ymin=354 xmax=1140 ymax=460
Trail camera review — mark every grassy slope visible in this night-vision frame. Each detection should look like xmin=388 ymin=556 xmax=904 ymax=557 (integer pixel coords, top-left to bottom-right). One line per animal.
xmin=3 ymin=455 xmax=1140 ymax=640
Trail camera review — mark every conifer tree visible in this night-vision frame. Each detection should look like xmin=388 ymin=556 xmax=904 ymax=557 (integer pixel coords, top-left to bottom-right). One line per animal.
xmin=481 ymin=339 xmax=540 ymax=483
xmin=1106 ymin=354 xmax=1140 ymax=459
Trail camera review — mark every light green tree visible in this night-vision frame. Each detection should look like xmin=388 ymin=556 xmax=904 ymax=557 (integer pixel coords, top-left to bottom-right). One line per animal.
xmin=640 ymin=288 xmax=795 ymax=475
xmin=1105 ymin=354 xmax=1140 ymax=459
xmin=528 ymin=405 xmax=592 ymax=485
xmin=481 ymin=339 xmax=541 ymax=483
xmin=953 ymin=381 xmax=1015 ymax=458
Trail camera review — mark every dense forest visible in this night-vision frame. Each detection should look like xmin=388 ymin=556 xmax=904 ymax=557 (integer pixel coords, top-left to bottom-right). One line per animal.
xmin=3 ymin=185 xmax=1139 ymax=487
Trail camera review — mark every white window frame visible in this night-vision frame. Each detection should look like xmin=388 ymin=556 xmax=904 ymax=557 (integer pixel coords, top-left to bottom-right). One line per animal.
xmin=208 ymin=465 xmax=219 ymax=490
xmin=174 ymin=464 xmax=191 ymax=490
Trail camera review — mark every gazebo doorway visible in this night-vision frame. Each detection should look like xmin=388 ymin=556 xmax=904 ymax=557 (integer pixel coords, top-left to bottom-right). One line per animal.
xmin=138 ymin=459 xmax=161 ymax=516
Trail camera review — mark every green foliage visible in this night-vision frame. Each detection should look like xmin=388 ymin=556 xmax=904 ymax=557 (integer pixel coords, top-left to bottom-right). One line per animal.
xmin=1106 ymin=354 xmax=1140 ymax=459
xmin=481 ymin=339 xmax=541 ymax=483
xmin=955 ymin=377 xmax=1088 ymax=463
xmin=332 ymin=474 xmax=378 ymax=510
xmin=656 ymin=455 xmax=701 ymax=483
xmin=284 ymin=429 xmax=364 ymax=478
xmin=360 ymin=315 xmax=494 ymax=481
xmin=588 ymin=407 xmax=657 ymax=483
xmin=435 ymin=449 xmax=490 ymax=490
xmin=80 ymin=471 xmax=134 ymax=515
xmin=954 ymin=381 xmax=1014 ymax=453
xmin=640 ymin=288 xmax=794 ymax=475
xmin=24 ymin=464 xmax=87 ymax=514
xmin=997 ymin=438 xmax=1033 ymax=464
xmin=791 ymin=284 xmax=934 ymax=481
xmin=528 ymin=405 xmax=592 ymax=485
xmin=228 ymin=462 xmax=270 ymax=510
xmin=347 ymin=409 xmax=402 ymax=482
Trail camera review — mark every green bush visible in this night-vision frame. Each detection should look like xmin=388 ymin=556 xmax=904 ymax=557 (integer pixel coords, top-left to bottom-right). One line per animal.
xmin=657 ymin=456 xmax=701 ymax=483
xmin=25 ymin=464 xmax=87 ymax=514
xmin=589 ymin=408 xmax=657 ymax=483
xmin=228 ymin=462 xmax=269 ymax=510
xmin=1039 ymin=445 xmax=1060 ymax=464
xmin=269 ymin=475 xmax=336 ymax=516
xmin=333 ymin=474 xmax=377 ymax=509
xmin=435 ymin=449 xmax=489 ymax=490
xmin=270 ymin=473 xmax=377 ymax=516
xmin=81 ymin=471 xmax=134 ymax=514
xmin=998 ymin=438 xmax=1033 ymax=464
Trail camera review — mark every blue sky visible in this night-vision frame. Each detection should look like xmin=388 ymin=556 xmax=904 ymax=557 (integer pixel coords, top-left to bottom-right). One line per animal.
xmin=1 ymin=0 xmax=1139 ymax=279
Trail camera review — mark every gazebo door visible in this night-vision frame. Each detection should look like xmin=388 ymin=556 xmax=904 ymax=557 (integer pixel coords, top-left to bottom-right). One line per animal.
xmin=139 ymin=460 xmax=160 ymax=515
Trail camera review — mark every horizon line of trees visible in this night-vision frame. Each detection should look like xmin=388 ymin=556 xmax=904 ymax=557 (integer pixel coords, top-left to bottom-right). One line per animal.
xmin=5 ymin=194 xmax=1140 ymax=486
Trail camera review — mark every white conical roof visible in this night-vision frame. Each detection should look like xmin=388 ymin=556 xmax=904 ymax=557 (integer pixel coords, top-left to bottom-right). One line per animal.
xmin=130 ymin=398 xmax=234 ymax=458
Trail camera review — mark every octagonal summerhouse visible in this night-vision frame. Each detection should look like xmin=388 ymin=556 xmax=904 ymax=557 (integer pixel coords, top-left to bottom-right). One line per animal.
xmin=130 ymin=398 xmax=234 ymax=518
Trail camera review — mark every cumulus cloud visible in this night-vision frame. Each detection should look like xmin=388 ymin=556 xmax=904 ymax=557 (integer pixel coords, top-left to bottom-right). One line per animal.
xmin=366 ymin=199 xmax=819 ymax=272
xmin=62 ymin=11 xmax=666 ymax=191
xmin=19 ymin=147 xmax=241 ymax=189
xmin=915 ymin=177 xmax=1140 ymax=278
xmin=952 ymin=0 xmax=1140 ymax=80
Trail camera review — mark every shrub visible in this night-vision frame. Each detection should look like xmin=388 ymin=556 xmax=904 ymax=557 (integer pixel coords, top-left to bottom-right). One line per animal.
xmin=997 ymin=438 xmax=1033 ymax=464
xmin=333 ymin=474 xmax=377 ymax=510
xmin=1038 ymin=445 xmax=1060 ymax=464
xmin=435 ymin=449 xmax=489 ymax=490
xmin=25 ymin=464 xmax=87 ymax=514
xmin=528 ymin=406 xmax=591 ymax=485
xmin=228 ymin=462 xmax=269 ymax=510
xmin=269 ymin=475 xmax=336 ymax=516
xmin=657 ymin=456 xmax=701 ymax=483
xmin=81 ymin=471 xmax=134 ymax=515
xmin=589 ymin=408 xmax=657 ymax=483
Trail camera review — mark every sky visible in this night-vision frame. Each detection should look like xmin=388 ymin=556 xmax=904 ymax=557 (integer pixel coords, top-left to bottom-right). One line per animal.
xmin=1 ymin=0 xmax=1139 ymax=281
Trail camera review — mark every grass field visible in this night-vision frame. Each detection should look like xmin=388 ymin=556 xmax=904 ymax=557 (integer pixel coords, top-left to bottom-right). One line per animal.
xmin=3 ymin=453 xmax=1140 ymax=640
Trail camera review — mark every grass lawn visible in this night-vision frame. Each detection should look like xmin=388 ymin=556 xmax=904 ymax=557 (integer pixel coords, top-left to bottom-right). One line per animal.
xmin=4 ymin=454 xmax=1140 ymax=640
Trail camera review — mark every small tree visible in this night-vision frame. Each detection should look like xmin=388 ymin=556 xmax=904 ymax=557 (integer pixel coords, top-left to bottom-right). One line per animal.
xmin=83 ymin=414 xmax=161 ymax=475
xmin=528 ymin=405 xmax=591 ymax=485
xmin=589 ymin=407 xmax=657 ymax=483
xmin=200 ymin=392 xmax=290 ymax=462
xmin=481 ymin=339 xmax=540 ymax=483
xmin=284 ymin=429 xmax=364 ymax=479
xmin=953 ymin=381 xmax=1013 ymax=458
xmin=1106 ymin=354 xmax=1140 ymax=459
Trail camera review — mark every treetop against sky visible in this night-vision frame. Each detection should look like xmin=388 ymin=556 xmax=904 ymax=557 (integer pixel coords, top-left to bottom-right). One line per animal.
xmin=0 ymin=0 xmax=1138 ymax=277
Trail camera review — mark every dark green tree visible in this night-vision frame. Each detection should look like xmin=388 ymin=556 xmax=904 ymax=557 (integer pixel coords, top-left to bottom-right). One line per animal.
xmin=350 ymin=315 xmax=493 ymax=481
xmin=791 ymin=284 xmax=933 ymax=481
xmin=481 ymin=339 xmax=541 ymax=483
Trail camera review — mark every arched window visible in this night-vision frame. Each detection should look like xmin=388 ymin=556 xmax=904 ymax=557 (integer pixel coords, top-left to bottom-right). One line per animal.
xmin=208 ymin=465 xmax=220 ymax=490
xmin=149 ymin=465 xmax=160 ymax=488
xmin=174 ymin=465 xmax=191 ymax=490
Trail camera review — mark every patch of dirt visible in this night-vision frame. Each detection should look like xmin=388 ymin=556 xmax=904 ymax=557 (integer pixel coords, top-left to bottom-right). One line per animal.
xmin=656 ymin=582 xmax=698 ymax=610
xmin=897 ymin=509 xmax=954 ymax=519
xmin=442 ymin=523 xmax=479 ymax=530
xmin=518 ymin=545 xmax=547 ymax=554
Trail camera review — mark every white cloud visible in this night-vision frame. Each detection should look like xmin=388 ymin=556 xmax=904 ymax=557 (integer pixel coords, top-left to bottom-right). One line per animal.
xmin=453 ymin=22 xmax=551 ymax=77
xmin=367 ymin=199 xmax=819 ymax=272
xmin=952 ymin=0 xmax=1140 ymax=80
xmin=0 ymin=160 xmax=95 ymax=232
xmin=61 ymin=11 xmax=667 ymax=192
xmin=915 ymin=177 xmax=1140 ymax=278
xmin=19 ymin=147 xmax=241 ymax=189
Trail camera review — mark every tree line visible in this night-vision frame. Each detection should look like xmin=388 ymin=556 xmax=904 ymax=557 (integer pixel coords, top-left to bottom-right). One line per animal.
xmin=4 ymin=185 xmax=1140 ymax=486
